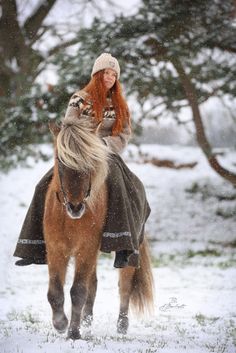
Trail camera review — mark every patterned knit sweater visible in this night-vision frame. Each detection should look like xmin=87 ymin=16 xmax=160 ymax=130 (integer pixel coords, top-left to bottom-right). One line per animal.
xmin=63 ymin=90 xmax=131 ymax=154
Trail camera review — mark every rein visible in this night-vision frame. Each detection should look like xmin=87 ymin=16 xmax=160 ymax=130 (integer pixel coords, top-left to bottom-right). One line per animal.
xmin=56 ymin=157 xmax=91 ymax=208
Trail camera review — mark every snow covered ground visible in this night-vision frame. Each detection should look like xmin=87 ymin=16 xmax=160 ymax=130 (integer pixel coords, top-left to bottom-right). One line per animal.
xmin=0 ymin=144 xmax=236 ymax=353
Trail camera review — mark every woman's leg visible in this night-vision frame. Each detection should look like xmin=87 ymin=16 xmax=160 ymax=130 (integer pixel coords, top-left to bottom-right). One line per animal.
xmin=13 ymin=168 xmax=53 ymax=265
xmin=101 ymin=154 xmax=150 ymax=268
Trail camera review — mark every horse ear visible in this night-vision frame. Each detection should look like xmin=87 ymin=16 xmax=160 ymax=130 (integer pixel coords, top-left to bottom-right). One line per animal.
xmin=49 ymin=121 xmax=61 ymax=137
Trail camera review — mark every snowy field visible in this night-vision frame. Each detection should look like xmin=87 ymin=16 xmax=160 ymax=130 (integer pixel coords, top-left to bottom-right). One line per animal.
xmin=0 ymin=143 xmax=236 ymax=353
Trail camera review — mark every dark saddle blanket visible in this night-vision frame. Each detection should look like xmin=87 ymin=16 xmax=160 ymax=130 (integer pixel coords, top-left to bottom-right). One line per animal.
xmin=13 ymin=154 xmax=151 ymax=269
xmin=101 ymin=154 xmax=151 ymax=267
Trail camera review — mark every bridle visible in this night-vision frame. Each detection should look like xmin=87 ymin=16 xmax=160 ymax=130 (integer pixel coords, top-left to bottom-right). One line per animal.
xmin=56 ymin=157 xmax=91 ymax=208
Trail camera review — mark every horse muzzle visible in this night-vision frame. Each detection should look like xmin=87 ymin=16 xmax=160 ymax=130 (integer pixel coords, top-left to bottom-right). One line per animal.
xmin=66 ymin=202 xmax=86 ymax=219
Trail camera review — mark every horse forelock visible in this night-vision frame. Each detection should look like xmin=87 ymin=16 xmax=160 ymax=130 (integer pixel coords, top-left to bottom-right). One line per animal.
xmin=56 ymin=119 xmax=109 ymax=207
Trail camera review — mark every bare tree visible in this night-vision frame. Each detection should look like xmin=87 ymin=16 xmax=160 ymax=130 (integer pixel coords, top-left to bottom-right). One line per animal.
xmin=0 ymin=0 xmax=116 ymax=170
xmin=0 ymin=0 xmax=115 ymax=100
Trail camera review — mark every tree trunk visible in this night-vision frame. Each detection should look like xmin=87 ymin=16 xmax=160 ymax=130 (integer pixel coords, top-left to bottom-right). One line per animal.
xmin=171 ymin=57 xmax=236 ymax=187
xmin=0 ymin=0 xmax=57 ymax=98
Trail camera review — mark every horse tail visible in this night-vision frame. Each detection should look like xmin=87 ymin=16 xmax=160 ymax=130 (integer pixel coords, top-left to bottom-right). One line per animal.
xmin=130 ymin=237 xmax=155 ymax=315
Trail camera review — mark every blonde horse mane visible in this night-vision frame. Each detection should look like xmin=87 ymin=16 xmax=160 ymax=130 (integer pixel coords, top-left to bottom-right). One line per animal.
xmin=56 ymin=117 xmax=110 ymax=208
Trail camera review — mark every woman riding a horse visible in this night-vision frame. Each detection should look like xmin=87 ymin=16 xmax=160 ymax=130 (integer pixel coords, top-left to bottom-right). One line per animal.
xmin=14 ymin=52 xmax=150 ymax=269
xmin=13 ymin=53 xmax=154 ymax=339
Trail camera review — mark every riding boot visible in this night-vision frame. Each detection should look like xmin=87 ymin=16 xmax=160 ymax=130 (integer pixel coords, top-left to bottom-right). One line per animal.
xmin=114 ymin=250 xmax=129 ymax=268
xmin=13 ymin=168 xmax=54 ymax=265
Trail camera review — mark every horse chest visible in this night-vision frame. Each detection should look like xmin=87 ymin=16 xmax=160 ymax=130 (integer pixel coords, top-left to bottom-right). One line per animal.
xmin=63 ymin=215 xmax=102 ymax=250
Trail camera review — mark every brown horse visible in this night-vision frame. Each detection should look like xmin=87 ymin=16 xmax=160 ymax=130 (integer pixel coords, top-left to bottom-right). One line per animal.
xmin=43 ymin=118 xmax=154 ymax=340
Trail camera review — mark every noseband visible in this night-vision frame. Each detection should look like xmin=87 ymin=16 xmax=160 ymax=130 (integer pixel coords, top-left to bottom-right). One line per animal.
xmin=56 ymin=157 xmax=91 ymax=208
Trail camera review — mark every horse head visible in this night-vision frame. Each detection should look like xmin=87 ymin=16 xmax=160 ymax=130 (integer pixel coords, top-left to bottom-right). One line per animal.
xmin=49 ymin=118 xmax=109 ymax=219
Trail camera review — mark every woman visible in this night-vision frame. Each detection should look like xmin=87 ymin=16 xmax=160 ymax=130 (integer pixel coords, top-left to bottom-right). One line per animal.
xmin=14 ymin=53 xmax=150 ymax=268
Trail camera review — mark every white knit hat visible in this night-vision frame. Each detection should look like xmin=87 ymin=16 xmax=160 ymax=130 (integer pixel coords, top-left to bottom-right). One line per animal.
xmin=91 ymin=53 xmax=120 ymax=79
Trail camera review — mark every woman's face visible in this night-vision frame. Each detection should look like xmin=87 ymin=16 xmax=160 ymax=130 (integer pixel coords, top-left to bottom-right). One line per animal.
xmin=103 ymin=68 xmax=117 ymax=90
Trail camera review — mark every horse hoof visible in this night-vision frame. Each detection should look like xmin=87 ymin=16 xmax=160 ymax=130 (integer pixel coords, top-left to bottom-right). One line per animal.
xmin=67 ymin=328 xmax=81 ymax=340
xmin=53 ymin=314 xmax=68 ymax=333
xmin=117 ymin=315 xmax=129 ymax=335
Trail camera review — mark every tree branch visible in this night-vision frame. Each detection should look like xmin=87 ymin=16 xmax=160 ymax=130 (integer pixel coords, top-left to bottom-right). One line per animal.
xmin=28 ymin=25 xmax=51 ymax=46
xmin=207 ymin=42 xmax=236 ymax=54
xmin=171 ymin=56 xmax=236 ymax=186
xmin=23 ymin=0 xmax=57 ymax=40
xmin=47 ymin=37 xmax=80 ymax=57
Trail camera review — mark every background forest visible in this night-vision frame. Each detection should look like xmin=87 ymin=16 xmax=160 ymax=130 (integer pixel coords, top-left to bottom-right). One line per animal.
xmin=0 ymin=0 xmax=236 ymax=186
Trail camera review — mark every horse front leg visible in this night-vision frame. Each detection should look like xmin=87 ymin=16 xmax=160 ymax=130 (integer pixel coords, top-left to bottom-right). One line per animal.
xmin=82 ymin=267 xmax=97 ymax=327
xmin=117 ymin=267 xmax=136 ymax=334
xmin=67 ymin=263 xmax=91 ymax=340
xmin=47 ymin=251 xmax=69 ymax=333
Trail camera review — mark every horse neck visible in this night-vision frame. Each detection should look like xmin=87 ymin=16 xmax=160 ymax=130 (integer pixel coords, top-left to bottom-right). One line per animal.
xmin=51 ymin=160 xmax=62 ymax=192
xmin=86 ymin=161 xmax=108 ymax=211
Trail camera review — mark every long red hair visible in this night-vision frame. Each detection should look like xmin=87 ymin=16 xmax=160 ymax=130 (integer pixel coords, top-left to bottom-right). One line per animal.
xmin=83 ymin=71 xmax=131 ymax=135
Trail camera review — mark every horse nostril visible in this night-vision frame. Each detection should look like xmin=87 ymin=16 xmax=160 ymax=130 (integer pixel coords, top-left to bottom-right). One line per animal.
xmin=68 ymin=202 xmax=83 ymax=213
xmin=75 ymin=203 xmax=83 ymax=213
xmin=66 ymin=202 xmax=85 ymax=220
